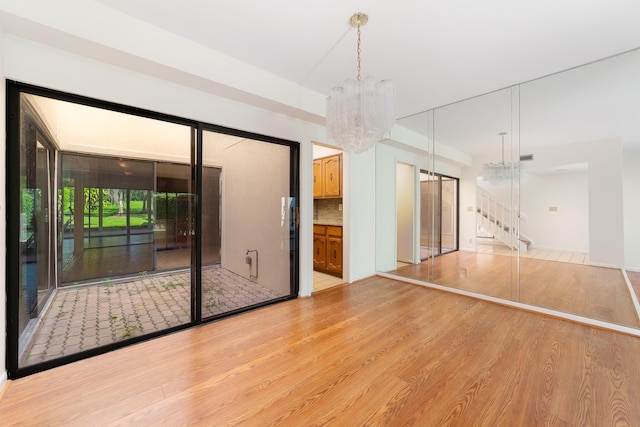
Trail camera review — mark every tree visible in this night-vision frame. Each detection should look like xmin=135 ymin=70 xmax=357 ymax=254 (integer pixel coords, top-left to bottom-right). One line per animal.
xmin=84 ymin=188 xmax=109 ymax=213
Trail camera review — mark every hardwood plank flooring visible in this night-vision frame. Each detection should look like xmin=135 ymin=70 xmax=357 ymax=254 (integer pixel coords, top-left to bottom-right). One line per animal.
xmin=2 ymin=276 xmax=640 ymax=426
xmin=390 ymin=251 xmax=640 ymax=328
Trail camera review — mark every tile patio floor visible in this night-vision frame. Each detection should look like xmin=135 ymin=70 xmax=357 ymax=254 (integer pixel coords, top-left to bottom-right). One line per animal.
xmin=21 ymin=265 xmax=281 ymax=367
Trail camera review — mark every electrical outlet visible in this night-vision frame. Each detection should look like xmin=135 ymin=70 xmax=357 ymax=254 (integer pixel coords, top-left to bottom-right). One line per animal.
xmin=338 ymin=204 xmax=343 ymax=211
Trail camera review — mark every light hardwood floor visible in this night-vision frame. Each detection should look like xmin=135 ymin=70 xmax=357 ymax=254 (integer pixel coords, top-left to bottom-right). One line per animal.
xmin=2 ymin=276 xmax=640 ymax=426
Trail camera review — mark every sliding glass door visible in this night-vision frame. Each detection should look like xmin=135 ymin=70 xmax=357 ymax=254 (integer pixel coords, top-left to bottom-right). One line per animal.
xmin=420 ymin=172 xmax=459 ymax=261
xmin=6 ymin=83 xmax=299 ymax=378
xmin=200 ymin=128 xmax=295 ymax=319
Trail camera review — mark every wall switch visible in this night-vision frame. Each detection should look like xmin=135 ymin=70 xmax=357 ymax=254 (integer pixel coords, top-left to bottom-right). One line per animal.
xmin=467 ymin=206 xmax=473 ymax=212
xmin=549 ymin=206 xmax=558 ymax=212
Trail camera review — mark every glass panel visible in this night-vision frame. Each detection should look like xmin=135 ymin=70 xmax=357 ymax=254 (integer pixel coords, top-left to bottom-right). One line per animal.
xmin=201 ymin=130 xmax=292 ymax=318
xmin=419 ymin=173 xmax=440 ymax=260
xmin=18 ymin=93 xmax=193 ymax=368
xmin=155 ymin=163 xmax=193 ymax=270
xmin=396 ymin=162 xmax=415 ymax=264
xmin=419 ymin=173 xmax=431 ymax=260
xmin=431 ymin=88 xmax=516 ymax=300
xmin=61 ymin=155 xmax=155 ymax=283
xmin=202 ymin=166 xmax=222 ymax=266
xmin=18 ymin=97 xmax=56 ymax=360
xmin=441 ymin=176 xmax=458 ymax=255
xmin=518 ymin=49 xmax=639 ymax=328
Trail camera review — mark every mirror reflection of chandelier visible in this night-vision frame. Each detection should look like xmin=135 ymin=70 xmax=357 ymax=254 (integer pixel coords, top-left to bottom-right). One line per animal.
xmin=482 ymin=132 xmax=521 ymax=184
xmin=326 ymin=13 xmax=395 ymax=154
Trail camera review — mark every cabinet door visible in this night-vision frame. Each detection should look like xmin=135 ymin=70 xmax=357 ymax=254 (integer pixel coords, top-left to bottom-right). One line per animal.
xmin=327 ymin=236 xmax=343 ymax=274
xmin=313 ymin=234 xmax=327 ymax=269
xmin=313 ymin=159 xmax=323 ymax=198
xmin=322 ymin=155 xmax=341 ymax=197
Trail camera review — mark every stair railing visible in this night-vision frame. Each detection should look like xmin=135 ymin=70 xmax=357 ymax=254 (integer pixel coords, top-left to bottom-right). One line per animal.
xmin=476 ymin=187 xmax=526 ymax=251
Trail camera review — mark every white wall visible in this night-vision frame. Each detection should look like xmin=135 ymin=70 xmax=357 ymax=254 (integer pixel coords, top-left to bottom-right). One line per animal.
xmin=344 ymin=149 xmax=377 ymax=282
xmin=312 ymin=145 xmax=341 ymax=159
xmin=459 ymin=166 xmax=479 ymax=251
xmin=520 ymin=171 xmax=589 ymax=252
xmin=624 ymin=150 xmax=640 ymax=270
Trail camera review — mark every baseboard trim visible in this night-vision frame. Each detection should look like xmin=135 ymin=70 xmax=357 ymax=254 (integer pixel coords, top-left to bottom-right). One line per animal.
xmin=588 ymin=261 xmax=623 ymax=269
xmin=0 ymin=371 xmax=8 ymax=401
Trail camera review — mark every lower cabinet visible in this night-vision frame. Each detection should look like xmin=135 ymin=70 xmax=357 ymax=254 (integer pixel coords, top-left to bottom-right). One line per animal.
xmin=313 ymin=224 xmax=342 ymax=277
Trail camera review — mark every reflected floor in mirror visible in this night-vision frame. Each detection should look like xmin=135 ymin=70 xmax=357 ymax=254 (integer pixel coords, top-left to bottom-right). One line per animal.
xmin=477 ymin=242 xmax=589 ymax=264
xmin=390 ymin=251 xmax=640 ymax=329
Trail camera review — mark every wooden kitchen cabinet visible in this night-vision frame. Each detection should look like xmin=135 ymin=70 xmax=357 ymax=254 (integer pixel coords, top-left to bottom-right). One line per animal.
xmin=313 ymin=224 xmax=342 ymax=277
xmin=326 ymin=226 xmax=343 ymax=274
xmin=322 ymin=155 xmax=341 ymax=197
xmin=313 ymin=225 xmax=327 ymax=270
xmin=313 ymin=159 xmax=323 ymax=198
xmin=313 ymin=154 xmax=342 ymax=198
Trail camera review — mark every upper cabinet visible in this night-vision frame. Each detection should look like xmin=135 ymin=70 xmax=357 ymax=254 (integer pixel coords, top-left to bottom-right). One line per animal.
xmin=313 ymin=159 xmax=323 ymax=198
xmin=313 ymin=154 xmax=342 ymax=198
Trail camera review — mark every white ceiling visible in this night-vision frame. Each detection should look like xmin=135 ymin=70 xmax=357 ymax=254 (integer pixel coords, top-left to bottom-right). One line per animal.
xmin=93 ymin=0 xmax=640 ymax=121
xmin=4 ymin=1 xmax=640 ymax=158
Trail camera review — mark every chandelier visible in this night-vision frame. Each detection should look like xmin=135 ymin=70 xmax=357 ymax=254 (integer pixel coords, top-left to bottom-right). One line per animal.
xmin=482 ymin=132 xmax=522 ymax=184
xmin=326 ymin=13 xmax=395 ymax=154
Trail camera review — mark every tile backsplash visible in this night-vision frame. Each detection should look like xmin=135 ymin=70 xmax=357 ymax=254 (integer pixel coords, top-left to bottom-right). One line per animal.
xmin=314 ymin=198 xmax=343 ymax=224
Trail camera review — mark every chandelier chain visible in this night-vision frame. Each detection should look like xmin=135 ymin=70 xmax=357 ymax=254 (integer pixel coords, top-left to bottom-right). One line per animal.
xmin=356 ymin=23 xmax=362 ymax=81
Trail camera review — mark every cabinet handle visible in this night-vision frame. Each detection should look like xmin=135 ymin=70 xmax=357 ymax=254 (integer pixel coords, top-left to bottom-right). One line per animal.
xmin=330 ymin=172 xmax=333 ymax=181
xmin=333 ymin=249 xmax=336 ymax=258
xmin=314 ymin=176 xmax=316 ymax=183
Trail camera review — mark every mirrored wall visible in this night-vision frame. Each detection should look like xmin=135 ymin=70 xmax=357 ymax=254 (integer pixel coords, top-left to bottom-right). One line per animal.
xmin=378 ymin=47 xmax=640 ymax=332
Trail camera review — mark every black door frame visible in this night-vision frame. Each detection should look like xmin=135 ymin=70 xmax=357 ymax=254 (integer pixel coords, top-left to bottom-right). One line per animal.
xmin=419 ymin=170 xmax=460 ymax=261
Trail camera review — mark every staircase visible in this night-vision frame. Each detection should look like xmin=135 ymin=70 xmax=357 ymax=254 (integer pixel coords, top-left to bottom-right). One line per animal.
xmin=476 ymin=187 xmax=530 ymax=252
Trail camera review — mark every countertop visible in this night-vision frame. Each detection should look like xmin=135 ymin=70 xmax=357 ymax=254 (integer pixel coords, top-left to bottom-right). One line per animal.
xmin=313 ymin=220 xmax=343 ymax=226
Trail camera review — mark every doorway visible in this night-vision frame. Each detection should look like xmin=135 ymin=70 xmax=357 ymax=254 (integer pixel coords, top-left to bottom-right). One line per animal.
xmin=397 ymin=162 xmax=416 ymax=264
xmin=312 ymin=143 xmax=344 ymax=292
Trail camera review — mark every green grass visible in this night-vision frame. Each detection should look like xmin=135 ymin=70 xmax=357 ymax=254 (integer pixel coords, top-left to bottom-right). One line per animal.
xmin=64 ymin=201 xmax=152 ymax=229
